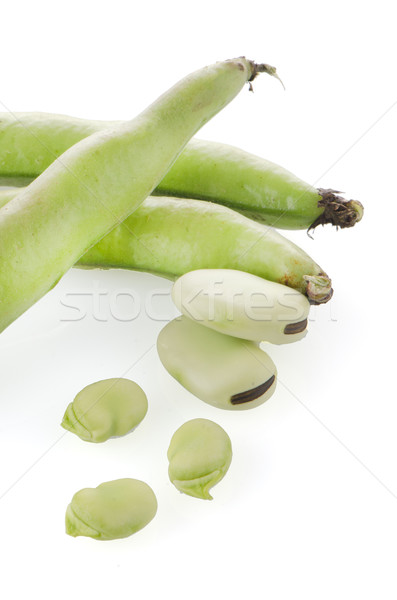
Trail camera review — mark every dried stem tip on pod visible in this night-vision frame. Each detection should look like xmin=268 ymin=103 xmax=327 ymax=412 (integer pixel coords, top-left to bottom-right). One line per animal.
xmin=167 ymin=419 xmax=232 ymax=500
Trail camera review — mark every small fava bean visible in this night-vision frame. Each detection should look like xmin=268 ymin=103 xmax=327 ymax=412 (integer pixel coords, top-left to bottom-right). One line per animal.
xmin=157 ymin=316 xmax=277 ymax=410
xmin=61 ymin=378 xmax=148 ymax=442
xmin=65 ymin=478 xmax=157 ymax=540
xmin=167 ymin=419 xmax=232 ymax=500
xmin=172 ymin=269 xmax=310 ymax=344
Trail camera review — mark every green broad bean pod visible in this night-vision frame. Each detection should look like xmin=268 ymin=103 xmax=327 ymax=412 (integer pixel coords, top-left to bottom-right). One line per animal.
xmin=0 ymin=113 xmax=362 ymax=231
xmin=0 ymin=191 xmax=332 ymax=303
xmin=0 ymin=57 xmax=276 ymax=333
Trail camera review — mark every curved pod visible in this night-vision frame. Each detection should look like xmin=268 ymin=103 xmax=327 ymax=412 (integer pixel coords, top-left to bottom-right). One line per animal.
xmin=0 ymin=112 xmax=363 ymax=230
xmin=0 ymin=191 xmax=333 ymax=304
xmin=0 ymin=57 xmax=275 ymax=333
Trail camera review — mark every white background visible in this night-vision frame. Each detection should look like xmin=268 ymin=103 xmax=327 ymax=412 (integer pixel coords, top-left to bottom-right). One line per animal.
xmin=1 ymin=1 xmax=396 ymax=598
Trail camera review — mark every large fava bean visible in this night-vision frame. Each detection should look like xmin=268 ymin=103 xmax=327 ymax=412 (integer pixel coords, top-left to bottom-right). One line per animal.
xmin=172 ymin=269 xmax=310 ymax=344
xmin=157 ymin=316 xmax=277 ymax=410
xmin=61 ymin=378 xmax=148 ymax=443
xmin=0 ymin=57 xmax=278 ymax=333
xmin=65 ymin=478 xmax=157 ymax=540
xmin=167 ymin=419 xmax=232 ymax=500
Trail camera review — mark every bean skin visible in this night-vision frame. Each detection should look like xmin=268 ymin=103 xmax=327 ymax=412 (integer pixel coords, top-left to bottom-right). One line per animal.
xmin=0 ymin=190 xmax=332 ymax=303
xmin=65 ymin=478 xmax=157 ymax=540
xmin=167 ymin=419 xmax=232 ymax=499
xmin=171 ymin=269 xmax=311 ymax=343
xmin=0 ymin=113 xmax=363 ymax=230
xmin=157 ymin=316 xmax=277 ymax=410
xmin=61 ymin=378 xmax=148 ymax=443
xmin=0 ymin=58 xmax=277 ymax=333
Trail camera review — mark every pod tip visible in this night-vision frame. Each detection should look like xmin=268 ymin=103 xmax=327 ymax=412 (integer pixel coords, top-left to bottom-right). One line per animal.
xmin=246 ymin=60 xmax=285 ymax=91
xmin=308 ymin=189 xmax=364 ymax=232
xmin=304 ymin=274 xmax=333 ymax=305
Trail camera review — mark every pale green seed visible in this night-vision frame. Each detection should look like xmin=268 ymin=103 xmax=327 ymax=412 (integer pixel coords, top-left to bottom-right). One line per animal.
xmin=157 ymin=316 xmax=277 ymax=410
xmin=168 ymin=419 xmax=232 ymax=500
xmin=65 ymin=478 xmax=157 ymax=540
xmin=172 ymin=268 xmax=310 ymax=344
xmin=61 ymin=378 xmax=148 ymax=442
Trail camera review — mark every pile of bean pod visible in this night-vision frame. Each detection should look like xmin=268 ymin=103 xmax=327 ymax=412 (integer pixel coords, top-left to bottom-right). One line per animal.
xmin=0 ymin=57 xmax=363 ymax=540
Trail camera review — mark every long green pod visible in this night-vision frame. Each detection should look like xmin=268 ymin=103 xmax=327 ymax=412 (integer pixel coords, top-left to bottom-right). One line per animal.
xmin=0 ymin=58 xmax=276 ymax=333
xmin=0 ymin=190 xmax=332 ymax=303
xmin=0 ymin=113 xmax=363 ymax=231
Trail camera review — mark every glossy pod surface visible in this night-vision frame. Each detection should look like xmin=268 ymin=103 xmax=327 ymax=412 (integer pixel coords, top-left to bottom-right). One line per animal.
xmin=0 ymin=191 xmax=333 ymax=304
xmin=0 ymin=57 xmax=270 ymax=333
xmin=65 ymin=478 xmax=157 ymax=540
xmin=0 ymin=113 xmax=322 ymax=228
xmin=172 ymin=269 xmax=310 ymax=344
xmin=157 ymin=316 xmax=277 ymax=410
xmin=168 ymin=418 xmax=232 ymax=500
xmin=0 ymin=112 xmax=363 ymax=231
xmin=61 ymin=378 xmax=148 ymax=443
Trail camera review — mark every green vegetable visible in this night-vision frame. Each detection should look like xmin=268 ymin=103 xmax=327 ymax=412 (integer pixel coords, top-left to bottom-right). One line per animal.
xmin=61 ymin=378 xmax=148 ymax=443
xmin=0 ymin=112 xmax=363 ymax=230
xmin=157 ymin=316 xmax=277 ymax=410
xmin=167 ymin=418 xmax=232 ymax=500
xmin=172 ymin=269 xmax=310 ymax=344
xmin=65 ymin=478 xmax=157 ymax=540
xmin=0 ymin=191 xmax=332 ymax=303
xmin=0 ymin=57 xmax=276 ymax=333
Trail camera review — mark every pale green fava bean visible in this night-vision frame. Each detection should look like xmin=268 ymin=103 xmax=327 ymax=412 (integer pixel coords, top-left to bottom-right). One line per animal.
xmin=157 ymin=316 xmax=277 ymax=410
xmin=61 ymin=378 xmax=148 ymax=443
xmin=167 ymin=418 xmax=232 ymax=500
xmin=65 ymin=478 xmax=157 ymax=540
xmin=172 ymin=269 xmax=310 ymax=344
